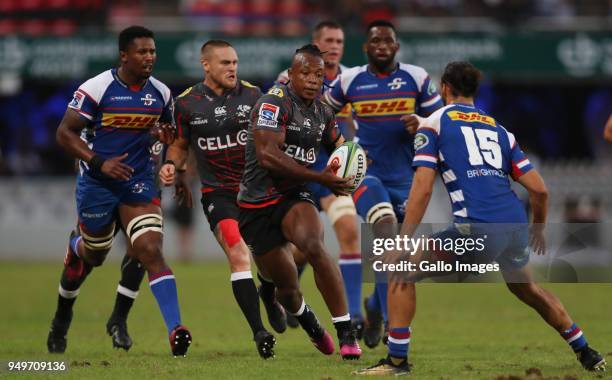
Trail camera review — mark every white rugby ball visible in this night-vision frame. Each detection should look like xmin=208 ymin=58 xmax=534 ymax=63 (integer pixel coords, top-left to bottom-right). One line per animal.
xmin=327 ymin=141 xmax=367 ymax=192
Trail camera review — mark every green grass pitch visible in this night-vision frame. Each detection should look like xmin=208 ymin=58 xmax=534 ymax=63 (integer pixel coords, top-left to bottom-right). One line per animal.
xmin=0 ymin=261 xmax=610 ymax=379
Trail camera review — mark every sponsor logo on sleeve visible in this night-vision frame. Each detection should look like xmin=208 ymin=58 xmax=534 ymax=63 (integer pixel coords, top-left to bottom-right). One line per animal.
xmin=267 ymin=87 xmax=284 ymax=97
xmin=69 ymin=91 xmax=85 ymax=109
xmin=427 ymin=81 xmax=437 ymax=96
xmin=414 ymin=133 xmax=429 ymax=150
xmin=257 ymin=103 xmax=280 ymax=128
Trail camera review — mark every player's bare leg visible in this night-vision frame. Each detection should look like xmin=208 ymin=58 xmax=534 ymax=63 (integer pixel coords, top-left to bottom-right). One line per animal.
xmin=354 ymin=279 xmax=414 ymax=376
xmin=213 ymin=219 xmax=283 ymax=358
xmin=282 ymin=202 xmax=361 ymax=359
xmin=119 ymin=203 xmax=191 ymax=357
xmin=253 ymin=244 xmax=334 ymax=356
xmin=284 ymin=245 xmax=308 ymax=328
xmin=503 ymin=267 xmax=606 ymax=371
xmin=320 ymin=194 xmax=364 ymax=338
xmin=47 ymin=223 xmax=114 ymax=353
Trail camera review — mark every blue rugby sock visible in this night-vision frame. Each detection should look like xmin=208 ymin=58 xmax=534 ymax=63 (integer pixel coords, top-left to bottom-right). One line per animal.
xmin=69 ymin=235 xmax=82 ymax=258
xmin=339 ymin=253 xmax=362 ymax=317
xmin=387 ymin=327 xmax=410 ymax=360
xmin=366 ymin=291 xmax=380 ymax=312
xmin=375 ymin=282 xmax=388 ymax=323
xmin=149 ymin=268 xmax=181 ymax=334
xmin=561 ymin=323 xmax=588 ymax=352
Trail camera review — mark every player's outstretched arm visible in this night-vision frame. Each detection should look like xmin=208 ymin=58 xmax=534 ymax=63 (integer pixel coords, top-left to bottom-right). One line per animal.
xmin=399 ymin=166 xmax=436 ymax=238
xmin=517 ymin=169 xmax=549 ymax=255
xmin=254 ymin=129 xmax=352 ymax=196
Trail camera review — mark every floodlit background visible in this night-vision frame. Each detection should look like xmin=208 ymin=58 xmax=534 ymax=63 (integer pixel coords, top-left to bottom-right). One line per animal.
xmin=0 ymin=0 xmax=611 ymax=260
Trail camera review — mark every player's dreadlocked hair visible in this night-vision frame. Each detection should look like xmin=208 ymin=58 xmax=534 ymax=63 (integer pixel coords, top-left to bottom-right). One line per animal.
xmin=294 ymin=44 xmax=325 ymax=59
xmin=441 ymin=61 xmax=482 ymax=98
xmin=118 ymin=26 xmax=154 ymax=52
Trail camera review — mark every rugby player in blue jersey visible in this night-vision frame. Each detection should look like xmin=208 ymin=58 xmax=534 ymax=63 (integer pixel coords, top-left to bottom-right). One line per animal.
xmin=277 ymin=21 xmax=364 ymax=336
xmin=47 ymin=26 xmax=191 ymax=357
xmin=323 ymin=20 xmax=443 ymax=348
xmin=355 ymin=61 xmax=605 ymax=375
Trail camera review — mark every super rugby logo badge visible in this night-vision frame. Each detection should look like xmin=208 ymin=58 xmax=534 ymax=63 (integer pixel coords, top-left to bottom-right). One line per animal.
xmin=69 ymin=91 xmax=85 ymax=109
xmin=257 ymin=103 xmax=280 ymax=128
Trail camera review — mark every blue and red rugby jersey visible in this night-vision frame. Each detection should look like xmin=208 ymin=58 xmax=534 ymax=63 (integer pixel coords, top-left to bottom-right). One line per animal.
xmin=323 ymin=63 xmax=443 ymax=186
xmin=412 ymin=103 xmax=534 ymax=223
xmin=67 ymin=68 xmax=173 ymax=181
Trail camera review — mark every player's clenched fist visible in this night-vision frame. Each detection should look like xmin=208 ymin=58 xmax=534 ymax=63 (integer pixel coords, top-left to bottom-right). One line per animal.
xmin=400 ymin=114 xmax=424 ymax=134
xmin=159 ymin=163 xmax=176 ymax=186
xmin=150 ymin=122 xmax=176 ymax=145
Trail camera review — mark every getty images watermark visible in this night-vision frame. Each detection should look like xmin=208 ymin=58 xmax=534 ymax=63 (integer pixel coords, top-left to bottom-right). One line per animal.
xmin=361 ymin=223 xmax=612 ymax=283
xmin=372 ymin=234 xmax=498 ymax=274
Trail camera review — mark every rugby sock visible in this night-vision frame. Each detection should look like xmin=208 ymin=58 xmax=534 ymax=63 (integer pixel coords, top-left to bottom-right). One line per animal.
xmin=375 ymin=282 xmax=389 ymax=323
xmin=332 ymin=313 xmax=352 ymax=339
xmin=110 ymin=255 xmax=145 ymax=322
xmin=291 ymin=300 xmax=323 ymax=339
xmin=231 ymin=271 xmax=266 ymax=337
xmin=149 ymin=268 xmax=181 ymax=334
xmin=366 ymin=292 xmax=380 ymax=313
xmin=69 ymin=235 xmax=82 ymax=258
xmin=560 ymin=323 xmax=588 ymax=352
xmin=339 ymin=253 xmax=362 ymax=317
xmin=257 ymin=272 xmax=276 ymax=304
xmin=55 ymin=236 xmax=93 ymax=322
xmin=387 ymin=327 xmax=411 ymax=362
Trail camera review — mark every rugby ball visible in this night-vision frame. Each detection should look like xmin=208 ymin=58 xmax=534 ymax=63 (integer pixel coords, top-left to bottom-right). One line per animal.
xmin=327 ymin=141 xmax=367 ymax=192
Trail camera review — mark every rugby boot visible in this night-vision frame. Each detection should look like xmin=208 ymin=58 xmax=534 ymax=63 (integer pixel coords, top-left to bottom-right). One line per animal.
xmin=353 ymin=356 xmax=411 ymax=376
xmin=297 ymin=304 xmax=334 ymax=355
xmin=254 ymin=330 xmax=276 ymax=359
xmin=311 ymin=329 xmax=335 ymax=355
xmin=106 ymin=318 xmax=133 ymax=351
xmin=258 ymin=286 xmax=287 ymax=334
xmin=47 ymin=312 xmax=72 ymax=353
xmin=351 ymin=314 xmax=365 ymax=340
xmin=363 ymin=296 xmax=383 ymax=348
xmin=169 ymin=325 xmax=192 ymax=357
xmin=339 ymin=329 xmax=362 ymax=360
xmin=577 ymin=345 xmax=606 ymax=371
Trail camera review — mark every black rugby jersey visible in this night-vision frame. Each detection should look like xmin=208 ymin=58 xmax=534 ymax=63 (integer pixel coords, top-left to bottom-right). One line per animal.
xmin=175 ymin=80 xmax=262 ymax=192
xmin=238 ymin=84 xmax=340 ymax=207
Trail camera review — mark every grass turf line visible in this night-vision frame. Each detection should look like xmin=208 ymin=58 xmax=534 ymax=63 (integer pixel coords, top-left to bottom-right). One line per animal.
xmin=0 ymin=261 xmax=610 ymax=379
